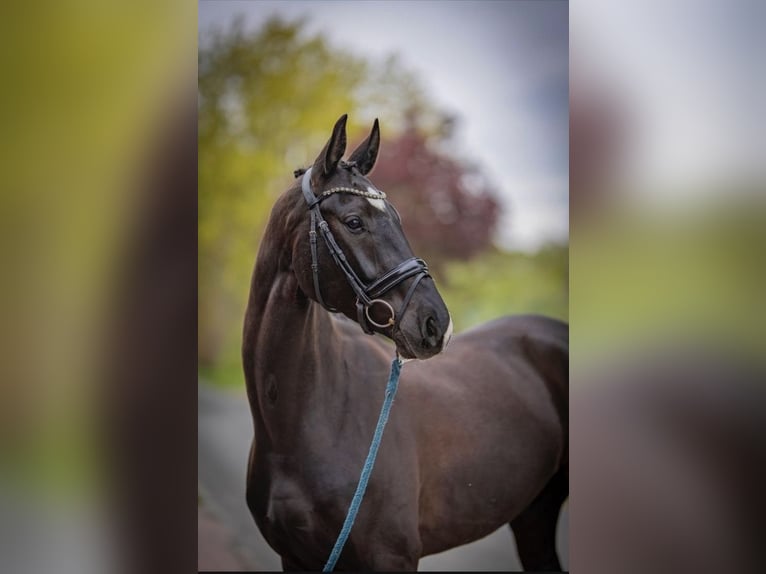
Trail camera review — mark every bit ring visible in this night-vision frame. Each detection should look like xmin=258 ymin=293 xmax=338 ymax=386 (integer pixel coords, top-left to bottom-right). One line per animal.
xmin=365 ymin=299 xmax=396 ymax=329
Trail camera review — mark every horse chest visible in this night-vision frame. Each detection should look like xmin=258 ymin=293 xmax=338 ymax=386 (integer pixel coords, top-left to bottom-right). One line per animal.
xmin=253 ymin=462 xmax=358 ymax=555
xmin=253 ymin=471 xmax=323 ymax=557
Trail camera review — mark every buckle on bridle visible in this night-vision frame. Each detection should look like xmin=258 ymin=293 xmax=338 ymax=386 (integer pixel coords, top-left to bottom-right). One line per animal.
xmin=365 ymin=299 xmax=396 ymax=329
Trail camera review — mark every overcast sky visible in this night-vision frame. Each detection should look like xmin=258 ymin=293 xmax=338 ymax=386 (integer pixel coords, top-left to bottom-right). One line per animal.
xmin=572 ymin=0 xmax=766 ymax=200
xmin=199 ymin=0 xmax=569 ymax=251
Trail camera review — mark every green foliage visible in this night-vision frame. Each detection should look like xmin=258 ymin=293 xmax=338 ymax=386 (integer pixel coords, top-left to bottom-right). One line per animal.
xmin=439 ymin=245 xmax=569 ymax=334
xmin=199 ymin=17 xmax=369 ymax=362
xmin=570 ymin=202 xmax=766 ymax=369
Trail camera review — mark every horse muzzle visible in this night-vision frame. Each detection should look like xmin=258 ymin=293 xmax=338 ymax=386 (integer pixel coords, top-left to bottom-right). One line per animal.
xmin=394 ymin=295 xmax=452 ymax=360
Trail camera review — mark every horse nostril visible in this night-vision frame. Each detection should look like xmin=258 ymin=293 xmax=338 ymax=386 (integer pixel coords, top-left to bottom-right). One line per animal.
xmin=426 ymin=316 xmax=437 ymax=338
xmin=422 ymin=315 xmax=440 ymax=349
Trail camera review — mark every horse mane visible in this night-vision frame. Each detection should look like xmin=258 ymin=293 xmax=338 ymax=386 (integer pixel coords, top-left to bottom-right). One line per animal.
xmin=293 ymin=160 xmax=357 ymax=179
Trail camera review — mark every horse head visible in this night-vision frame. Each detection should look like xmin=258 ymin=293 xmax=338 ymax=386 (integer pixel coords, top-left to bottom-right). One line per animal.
xmin=291 ymin=114 xmax=452 ymax=359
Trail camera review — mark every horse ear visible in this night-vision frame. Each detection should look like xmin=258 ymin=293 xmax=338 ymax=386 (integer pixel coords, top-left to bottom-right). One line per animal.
xmin=312 ymin=114 xmax=348 ymax=183
xmin=348 ymin=118 xmax=380 ymax=175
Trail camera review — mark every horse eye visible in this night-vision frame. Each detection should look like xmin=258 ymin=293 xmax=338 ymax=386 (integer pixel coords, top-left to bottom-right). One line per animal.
xmin=345 ymin=216 xmax=364 ymax=231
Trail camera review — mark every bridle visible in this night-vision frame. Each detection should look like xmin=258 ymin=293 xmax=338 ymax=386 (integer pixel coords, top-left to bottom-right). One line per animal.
xmin=300 ymin=166 xmax=430 ymax=336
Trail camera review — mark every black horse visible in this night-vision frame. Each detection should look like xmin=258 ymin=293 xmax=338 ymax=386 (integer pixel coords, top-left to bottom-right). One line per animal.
xmin=242 ymin=115 xmax=568 ymax=571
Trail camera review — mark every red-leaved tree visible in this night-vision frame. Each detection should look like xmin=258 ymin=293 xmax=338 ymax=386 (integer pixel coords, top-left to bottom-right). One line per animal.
xmin=370 ymin=118 xmax=501 ymax=276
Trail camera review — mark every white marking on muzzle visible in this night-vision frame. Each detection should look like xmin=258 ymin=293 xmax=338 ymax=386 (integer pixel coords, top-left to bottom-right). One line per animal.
xmin=366 ymin=186 xmax=386 ymax=212
xmin=441 ymin=316 xmax=454 ymax=352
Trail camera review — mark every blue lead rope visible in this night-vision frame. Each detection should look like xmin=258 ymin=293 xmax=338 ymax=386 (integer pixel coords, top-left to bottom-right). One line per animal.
xmin=323 ymin=356 xmax=403 ymax=572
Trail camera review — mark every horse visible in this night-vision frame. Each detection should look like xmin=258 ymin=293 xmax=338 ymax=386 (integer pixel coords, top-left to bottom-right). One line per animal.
xmin=242 ymin=114 xmax=568 ymax=571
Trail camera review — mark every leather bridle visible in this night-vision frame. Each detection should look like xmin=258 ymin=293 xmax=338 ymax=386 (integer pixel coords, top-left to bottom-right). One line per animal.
xmin=300 ymin=167 xmax=430 ymax=335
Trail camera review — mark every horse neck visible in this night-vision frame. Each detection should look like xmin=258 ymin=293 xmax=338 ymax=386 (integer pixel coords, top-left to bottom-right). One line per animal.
xmin=243 ymin=226 xmax=356 ymax=452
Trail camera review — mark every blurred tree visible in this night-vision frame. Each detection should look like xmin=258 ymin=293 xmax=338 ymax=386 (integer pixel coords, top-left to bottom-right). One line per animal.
xmin=198 ymin=16 xmax=368 ymax=363
xmin=372 ymin=112 xmax=501 ymax=275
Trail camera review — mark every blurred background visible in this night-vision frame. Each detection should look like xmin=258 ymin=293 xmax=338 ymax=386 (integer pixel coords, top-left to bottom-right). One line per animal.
xmin=0 ymin=4 xmax=197 ymax=574
xmin=1 ymin=0 xmax=764 ymax=573
xmin=197 ymin=2 xmax=569 ymax=570
xmin=570 ymin=1 xmax=766 ymax=572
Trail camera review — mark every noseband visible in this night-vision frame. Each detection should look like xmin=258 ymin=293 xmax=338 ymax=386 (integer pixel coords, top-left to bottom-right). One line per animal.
xmin=300 ymin=167 xmax=430 ymax=335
